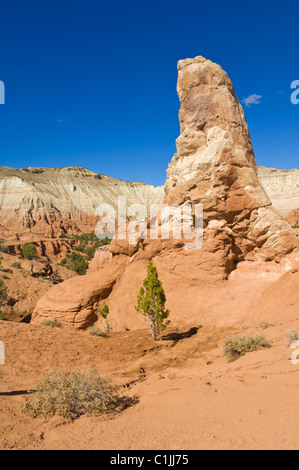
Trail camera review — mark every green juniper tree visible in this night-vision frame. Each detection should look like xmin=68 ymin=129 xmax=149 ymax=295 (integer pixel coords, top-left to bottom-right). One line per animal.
xmin=135 ymin=261 xmax=170 ymax=340
xmin=0 ymin=278 xmax=7 ymax=320
xmin=22 ymin=244 xmax=38 ymax=261
xmin=99 ymin=304 xmax=111 ymax=332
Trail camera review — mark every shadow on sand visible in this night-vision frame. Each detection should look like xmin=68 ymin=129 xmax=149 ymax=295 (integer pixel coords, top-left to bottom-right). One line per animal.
xmin=162 ymin=326 xmax=201 ymax=345
xmin=0 ymin=390 xmax=32 ymax=397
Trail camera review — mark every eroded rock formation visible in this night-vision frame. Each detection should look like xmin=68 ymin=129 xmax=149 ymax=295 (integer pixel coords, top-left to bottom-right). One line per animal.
xmin=163 ymin=56 xmax=298 ymax=262
xmin=258 ymin=166 xmax=299 ymax=219
xmin=0 ymin=166 xmax=164 ymax=237
xmin=32 ymin=56 xmax=299 ymax=329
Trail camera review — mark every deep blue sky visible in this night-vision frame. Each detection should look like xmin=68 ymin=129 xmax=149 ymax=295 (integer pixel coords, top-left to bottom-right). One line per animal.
xmin=0 ymin=0 xmax=298 ymax=185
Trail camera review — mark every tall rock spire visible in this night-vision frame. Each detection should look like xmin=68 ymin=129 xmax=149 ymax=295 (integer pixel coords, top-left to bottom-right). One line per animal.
xmin=164 ymin=56 xmax=298 ymax=262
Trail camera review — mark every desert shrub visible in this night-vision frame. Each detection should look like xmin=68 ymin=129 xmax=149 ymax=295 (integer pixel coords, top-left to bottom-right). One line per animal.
xmin=69 ymin=252 xmax=89 ymax=275
xmin=286 ymin=330 xmax=299 ymax=346
xmin=87 ymin=326 xmax=104 ymax=337
xmin=73 ymin=244 xmax=85 ymax=253
xmin=0 ymin=243 xmax=9 ymax=254
xmin=223 ymin=335 xmax=270 ymax=362
xmin=20 ymin=368 xmax=118 ymax=419
xmin=258 ymin=322 xmax=273 ymax=330
xmin=135 ymin=261 xmax=170 ymax=340
xmin=42 ymin=319 xmax=63 ymax=328
xmin=58 ymin=257 xmax=67 ymax=266
xmin=11 ymin=262 xmax=21 ymax=269
xmin=0 ymin=311 xmax=6 ymax=321
xmin=59 ymin=252 xmax=88 ymax=275
xmin=84 ymin=245 xmax=97 ymax=260
xmin=0 ymin=279 xmax=7 ymax=302
xmin=0 ymin=279 xmax=7 ymax=321
xmin=58 ymin=233 xmax=112 ymax=274
xmin=22 ymin=244 xmax=38 ymax=260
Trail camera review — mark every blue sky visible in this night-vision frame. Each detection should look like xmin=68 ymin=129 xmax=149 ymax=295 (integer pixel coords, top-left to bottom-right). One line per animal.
xmin=0 ymin=0 xmax=298 ymax=186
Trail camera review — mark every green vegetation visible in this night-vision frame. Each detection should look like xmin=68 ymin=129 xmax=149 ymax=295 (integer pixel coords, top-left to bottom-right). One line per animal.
xmin=292 ymin=225 xmax=299 ymax=229
xmin=59 ymin=252 xmax=89 ymax=275
xmin=20 ymin=368 xmax=118 ymax=419
xmin=0 ymin=277 xmax=7 ymax=321
xmin=223 ymin=335 xmax=270 ymax=363
xmin=22 ymin=244 xmax=38 ymax=260
xmin=135 ymin=261 xmax=170 ymax=340
xmin=58 ymin=233 xmax=112 ymax=275
xmin=99 ymin=304 xmax=111 ymax=332
xmin=70 ymin=233 xmax=112 ymax=257
xmin=0 ymin=278 xmax=7 ymax=303
xmin=0 ymin=311 xmax=6 ymax=321
xmin=87 ymin=326 xmax=104 ymax=337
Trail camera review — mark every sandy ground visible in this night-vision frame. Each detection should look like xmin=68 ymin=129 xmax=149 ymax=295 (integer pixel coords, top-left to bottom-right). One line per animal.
xmin=0 ymin=310 xmax=299 ymax=450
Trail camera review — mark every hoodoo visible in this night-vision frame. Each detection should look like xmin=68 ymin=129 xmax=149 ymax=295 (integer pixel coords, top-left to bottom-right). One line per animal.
xmin=163 ymin=56 xmax=298 ymax=262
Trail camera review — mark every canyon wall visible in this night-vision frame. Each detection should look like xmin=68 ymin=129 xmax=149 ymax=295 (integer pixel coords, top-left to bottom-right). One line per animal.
xmin=0 ymin=166 xmax=164 ymax=237
xmin=0 ymin=163 xmax=298 ymax=243
xmin=258 ymin=166 xmax=299 ymax=224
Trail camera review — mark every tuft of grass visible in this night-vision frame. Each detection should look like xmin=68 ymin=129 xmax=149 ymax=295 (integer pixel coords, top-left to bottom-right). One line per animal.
xmin=42 ymin=319 xmax=63 ymax=329
xmin=87 ymin=326 xmax=104 ymax=337
xmin=196 ymin=335 xmax=213 ymax=346
xmin=223 ymin=335 xmax=270 ymax=363
xmin=286 ymin=330 xmax=299 ymax=346
xmin=258 ymin=322 xmax=274 ymax=330
xmin=20 ymin=368 xmax=118 ymax=419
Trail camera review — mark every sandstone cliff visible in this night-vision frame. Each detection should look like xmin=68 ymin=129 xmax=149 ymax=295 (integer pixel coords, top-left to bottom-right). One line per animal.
xmin=0 ymin=164 xmax=298 ymax=243
xmin=258 ymin=166 xmax=299 ymax=222
xmin=0 ymin=166 xmax=164 ymax=237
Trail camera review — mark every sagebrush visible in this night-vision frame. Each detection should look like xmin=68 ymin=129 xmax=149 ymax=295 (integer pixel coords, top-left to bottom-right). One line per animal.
xmin=20 ymin=368 xmax=118 ymax=419
xmin=42 ymin=319 xmax=63 ymax=328
xmin=87 ymin=326 xmax=104 ymax=336
xmin=223 ymin=335 xmax=270 ymax=362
